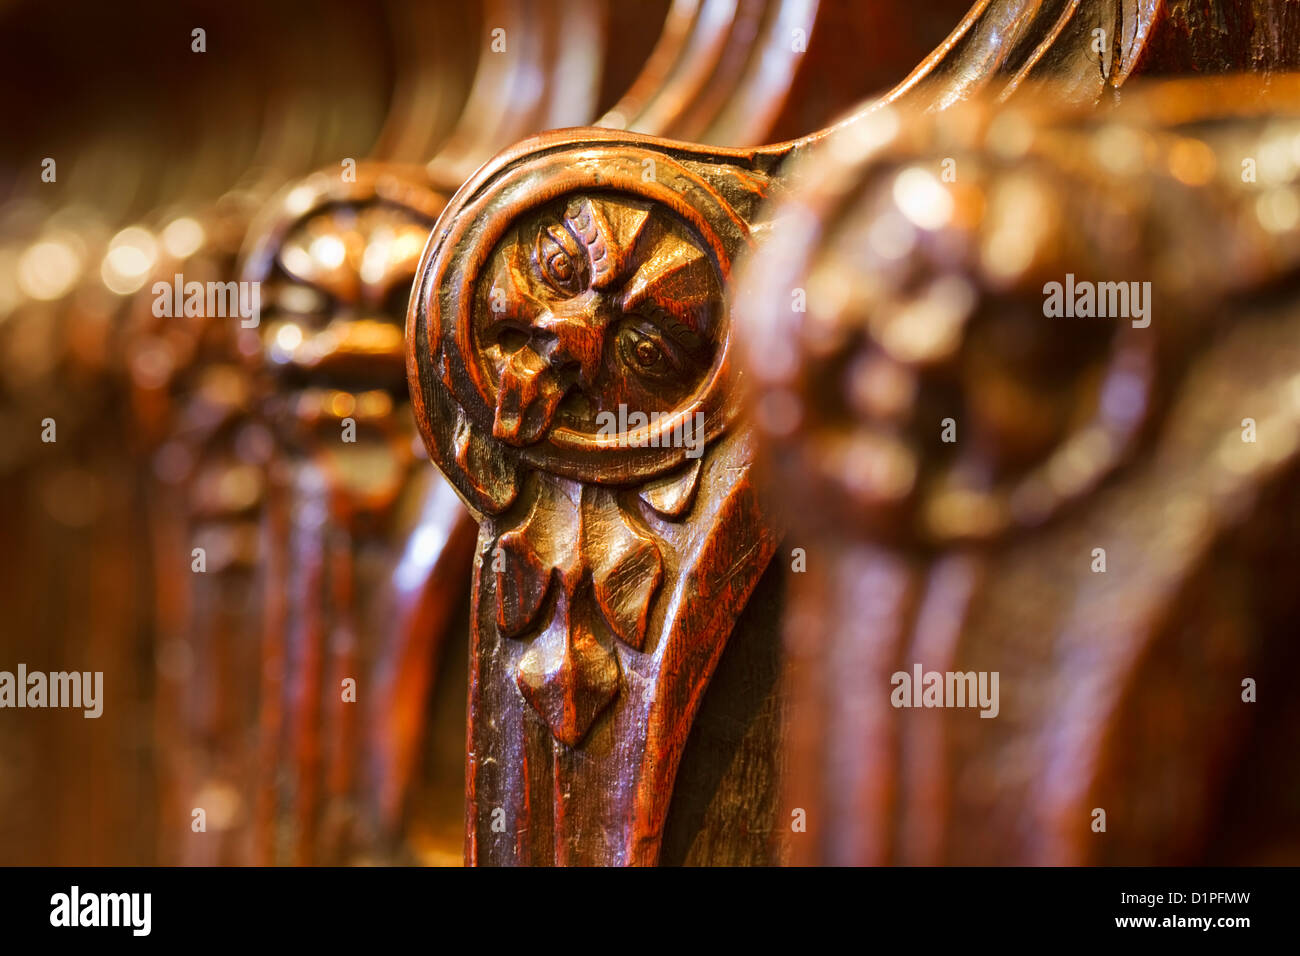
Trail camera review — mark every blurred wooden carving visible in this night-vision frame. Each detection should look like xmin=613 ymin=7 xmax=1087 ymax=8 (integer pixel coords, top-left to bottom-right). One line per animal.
xmin=241 ymin=0 xmax=861 ymax=866
xmin=238 ymin=167 xmax=479 ymax=864
xmin=5 ymin=0 xmax=1300 ymax=869
xmin=165 ymin=0 xmax=609 ymax=864
xmin=735 ymin=75 xmax=1300 ymax=864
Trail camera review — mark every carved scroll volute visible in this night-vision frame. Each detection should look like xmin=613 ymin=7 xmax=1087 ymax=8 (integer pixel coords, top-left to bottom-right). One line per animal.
xmin=408 ymin=131 xmax=783 ymax=865
xmin=735 ymin=78 xmax=1300 ymax=864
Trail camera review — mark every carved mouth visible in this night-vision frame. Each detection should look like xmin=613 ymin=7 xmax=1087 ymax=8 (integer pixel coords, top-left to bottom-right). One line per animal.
xmin=492 ymin=346 xmax=573 ymax=445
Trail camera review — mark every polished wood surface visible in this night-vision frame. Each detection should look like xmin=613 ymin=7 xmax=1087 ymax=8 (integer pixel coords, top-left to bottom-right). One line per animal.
xmin=406 ymin=0 xmax=1300 ymax=865
xmin=408 ymin=138 xmax=785 ymax=863
xmin=3 ymin=0 xmax=1299 ymax=868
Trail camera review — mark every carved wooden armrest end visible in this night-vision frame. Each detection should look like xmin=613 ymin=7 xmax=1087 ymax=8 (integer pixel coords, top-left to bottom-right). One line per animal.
xmin=408 ymin=131 xmax=787 ymax=865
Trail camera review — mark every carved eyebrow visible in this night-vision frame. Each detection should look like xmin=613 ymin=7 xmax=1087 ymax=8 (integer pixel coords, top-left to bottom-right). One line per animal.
xmin=562 ymin=197 xmax=652 ymax=290
xmin=627 ymin=306 xmax=710 ymax=367
xmin=484 ymin=239 xmax=550 ymax=327
xmin=619 ymin=240 xmax=718 ymax=348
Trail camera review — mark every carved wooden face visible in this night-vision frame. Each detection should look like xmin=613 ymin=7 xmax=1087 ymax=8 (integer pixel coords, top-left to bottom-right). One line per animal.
xmin=259 ymin=202 xmax=431 ymax=393
xmin=410 ymin=140 xmax=756 ymax=512
xmin=473 ymin=196 xmax=723 ymax=446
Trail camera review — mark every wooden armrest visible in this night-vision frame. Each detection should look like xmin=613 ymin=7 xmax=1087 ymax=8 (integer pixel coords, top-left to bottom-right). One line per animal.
xmin=408 ymin=131 xmax=786 ymax=864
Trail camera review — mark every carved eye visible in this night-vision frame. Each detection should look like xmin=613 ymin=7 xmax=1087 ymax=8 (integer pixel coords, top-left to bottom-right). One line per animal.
xmin=534 ymin=224 xmax=587 ymax=297
xmin=616 ymin=323 xmax=683 ymax=382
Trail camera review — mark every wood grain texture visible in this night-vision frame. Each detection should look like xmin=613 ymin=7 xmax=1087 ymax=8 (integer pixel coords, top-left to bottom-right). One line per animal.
xmin=403 ymin=1 xmax=1300 ymax=866
xmin=407 ymin=133 xmax=785 ymax=864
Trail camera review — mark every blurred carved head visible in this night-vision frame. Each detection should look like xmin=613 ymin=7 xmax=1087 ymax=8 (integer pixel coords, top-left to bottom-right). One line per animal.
xmin=240 ymin=165 xmax=446 ymax=395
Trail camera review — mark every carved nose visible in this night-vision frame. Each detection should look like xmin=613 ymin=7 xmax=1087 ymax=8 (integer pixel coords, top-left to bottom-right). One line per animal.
xmin=492 ymin=297 xmax=610 ymax=446
xmin=534 ymin=295 xmax=607 ymax=389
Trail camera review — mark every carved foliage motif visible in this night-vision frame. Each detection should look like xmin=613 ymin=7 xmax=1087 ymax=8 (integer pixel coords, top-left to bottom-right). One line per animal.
xmin=407 ymin=134 xmax=782 ymax=863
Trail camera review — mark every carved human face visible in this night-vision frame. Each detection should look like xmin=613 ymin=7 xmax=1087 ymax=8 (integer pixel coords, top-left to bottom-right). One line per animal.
xmin=473 ymin=196 xmax=724 ymax=446
xmin=260 ymin=202 xmax=432 ymax=393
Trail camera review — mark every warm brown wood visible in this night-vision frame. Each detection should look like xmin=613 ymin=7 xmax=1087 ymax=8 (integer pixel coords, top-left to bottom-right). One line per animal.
xmin=7 ymin=0 xmax=1300 ymax=869
xmin=232 ymin=0 xmax=853 ymax=866
xmin=404 ymin=0 xmax=1300 ymax=866
xmin=236 ymin=167 xmax=482 ymax=864
xmin=407 ymin=136 xmax=786 ymax=864
xmin=425 ymin=0 xmax=609 ymax=192
xmin=734 ymin=75 xmax=1300 ymax=864
xmin=193 ymin=0 xmax=835 ymax=865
